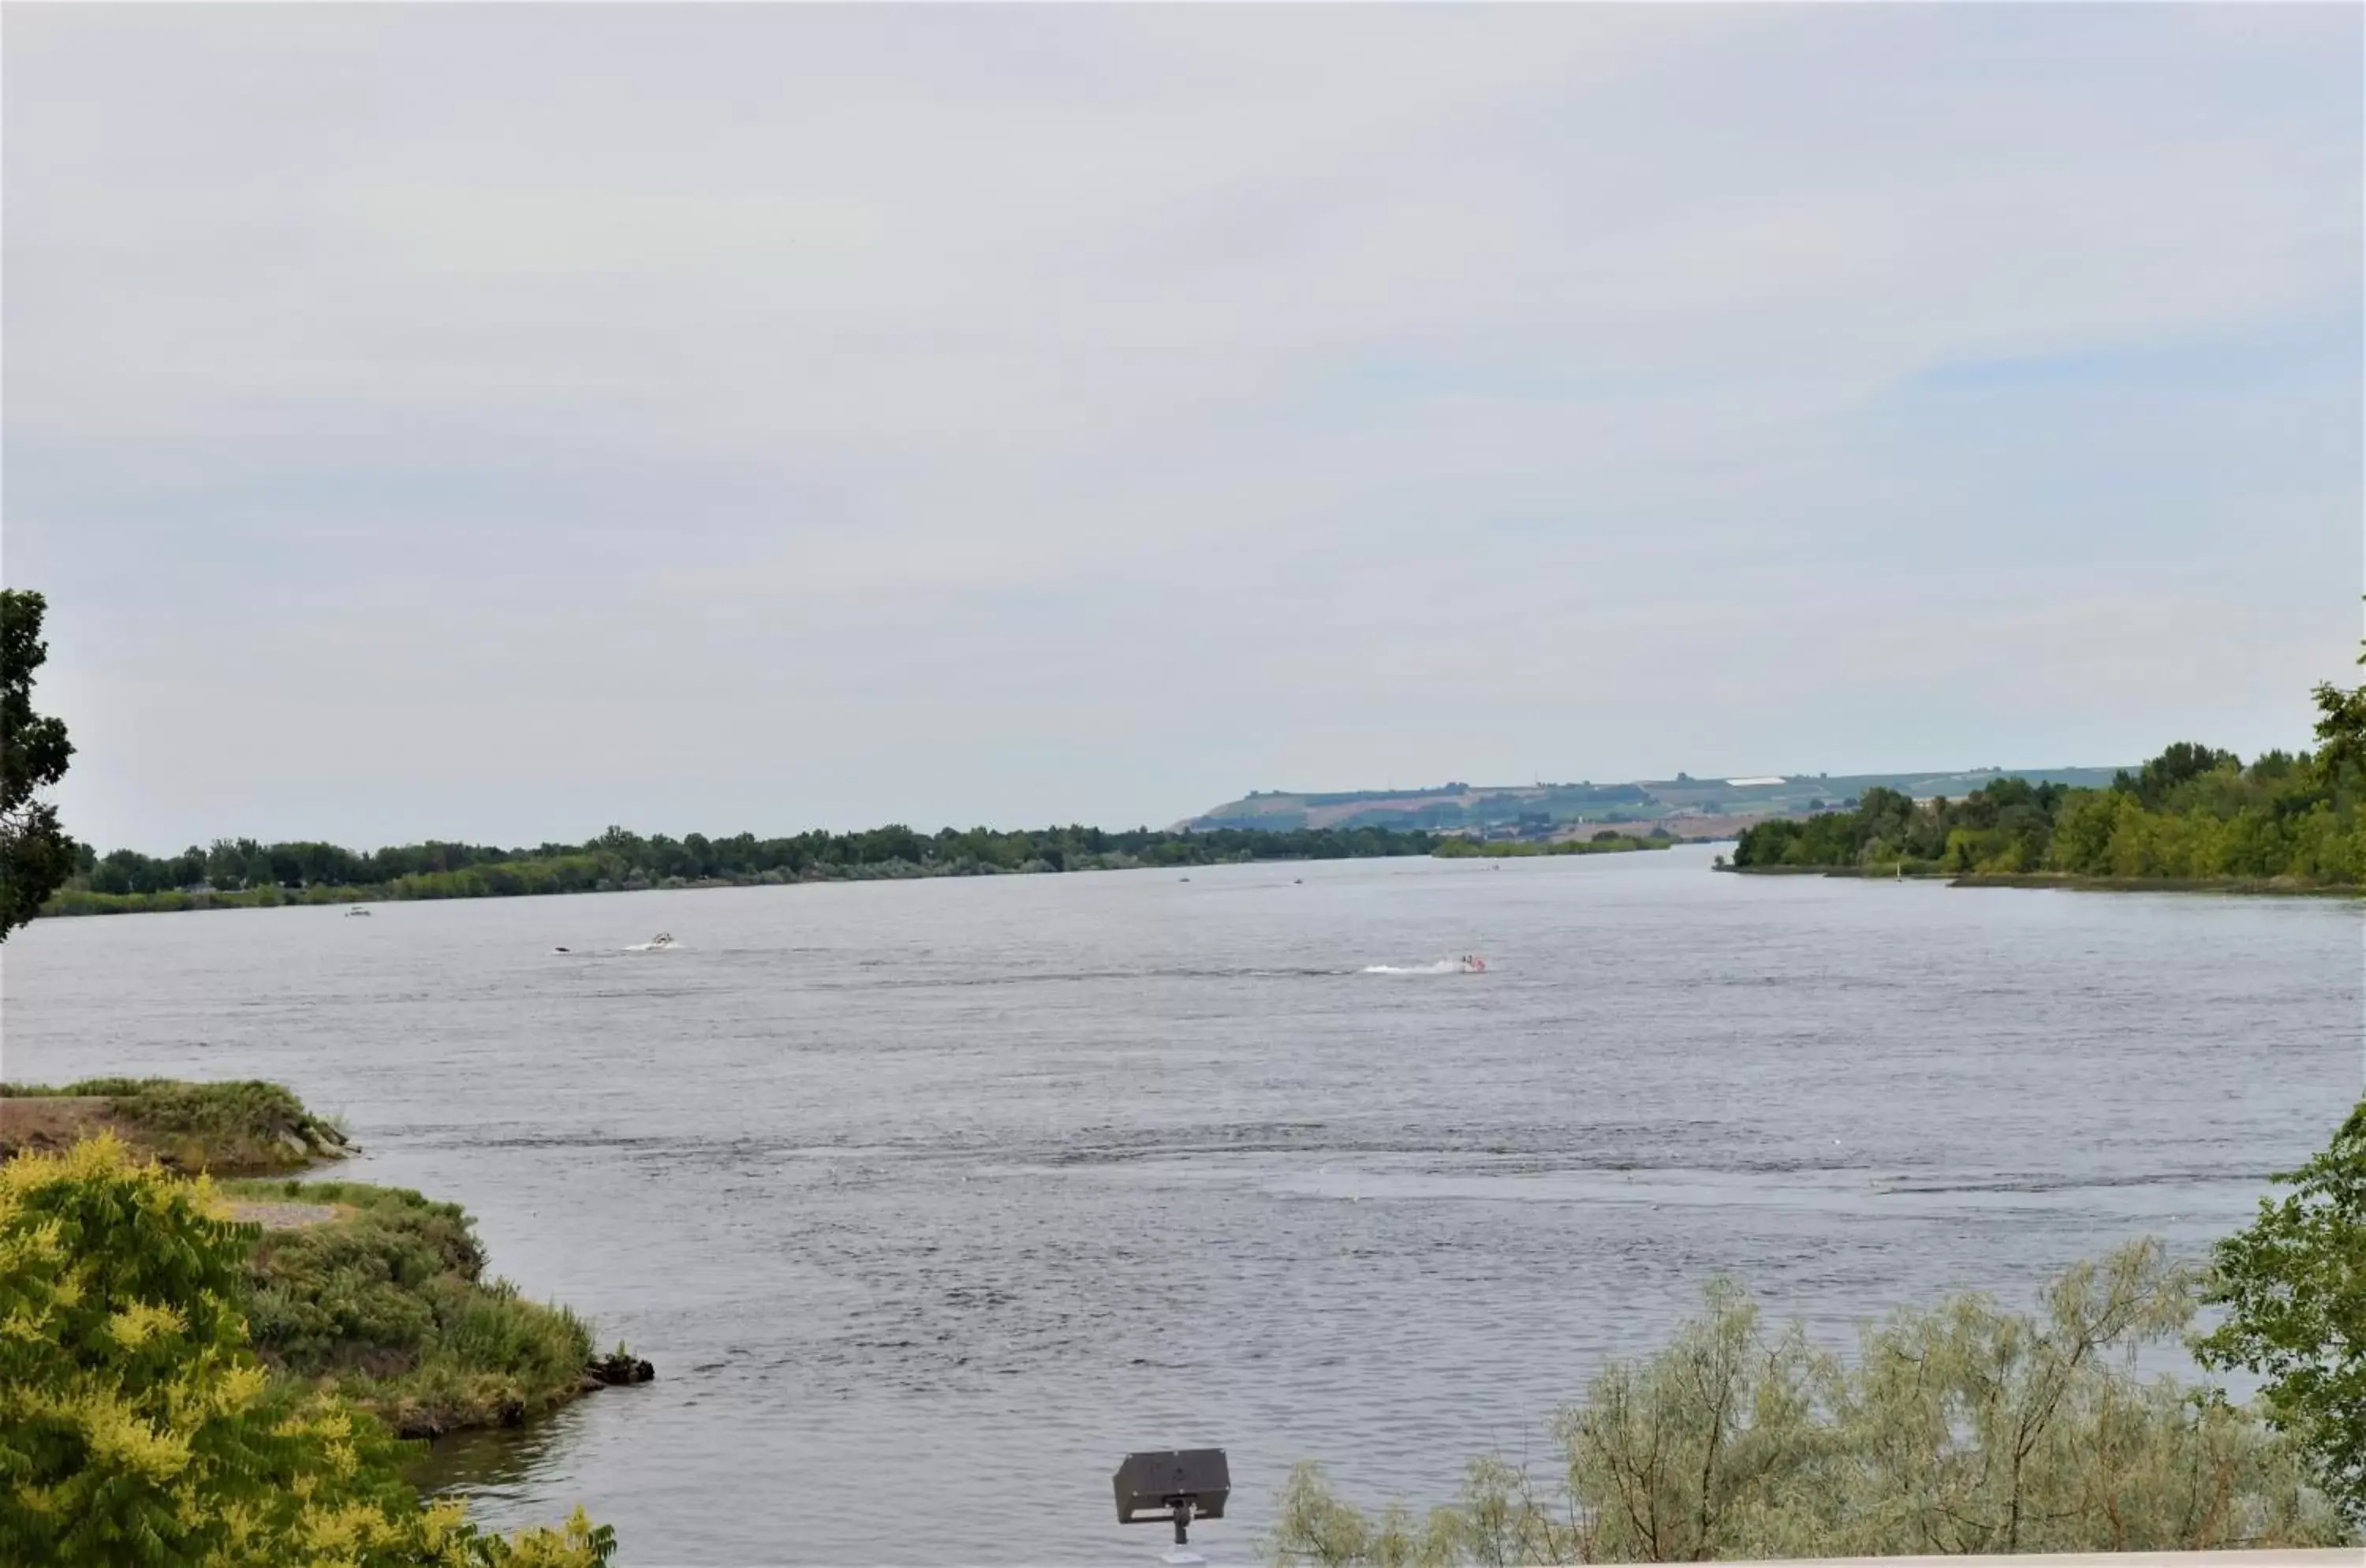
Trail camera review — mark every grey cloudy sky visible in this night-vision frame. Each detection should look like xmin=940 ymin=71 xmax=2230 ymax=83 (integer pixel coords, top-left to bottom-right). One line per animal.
xmin=6 ymin=6 xmax=2360 ymax=850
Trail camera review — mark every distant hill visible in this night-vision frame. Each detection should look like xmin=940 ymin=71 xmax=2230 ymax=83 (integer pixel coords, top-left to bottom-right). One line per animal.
xmin=1184 ymin=767 xmax=2129 ymax=840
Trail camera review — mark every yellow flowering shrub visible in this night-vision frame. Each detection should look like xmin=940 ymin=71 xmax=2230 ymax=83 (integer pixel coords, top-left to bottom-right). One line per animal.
xmin=0 ymin=1135 xmax=611 ymax=1567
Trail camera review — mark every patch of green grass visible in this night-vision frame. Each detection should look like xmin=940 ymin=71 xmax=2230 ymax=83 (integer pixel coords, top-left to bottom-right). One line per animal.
xmin=39 ymin=885 xmax=309 ymax=916
xmin=2 ymin=1077 xmax=350 ymax=1174
xmin=223 ymin=1178 xmax=596 ymax=1438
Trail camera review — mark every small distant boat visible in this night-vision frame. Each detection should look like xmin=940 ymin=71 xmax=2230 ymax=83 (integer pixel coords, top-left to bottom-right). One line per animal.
xmin=1362 ymin=954 xmax=1489 ymax=976
xmin=345 ymin=906 xmax=371 ymax=918
xmin=625 ymin=931 xmax=677 ymax=952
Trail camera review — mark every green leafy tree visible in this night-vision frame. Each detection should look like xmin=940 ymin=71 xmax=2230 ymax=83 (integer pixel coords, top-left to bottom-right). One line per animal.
xmin=2196 ymin=1099 xmax=2366 ymax=1528
xmin=0 ymin=1136 xmax=614 ymax=1566
xmin=2114 ymin=743 xmax=2241 ymax=810
xmin=2312 ymin=680 xmax=2366 ymax=790
xmin=2308 ymin=606 xmax=2366 ymax=799
xmin=1734 ymin=720 xmax=2366 ymax=887
xmin=0 ymin=589 xmax=76 ymax=939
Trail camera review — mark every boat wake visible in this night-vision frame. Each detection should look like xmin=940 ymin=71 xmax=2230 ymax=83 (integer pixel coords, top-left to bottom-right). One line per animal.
xmin=1362 ymin=958 xmax=1487 ymax=976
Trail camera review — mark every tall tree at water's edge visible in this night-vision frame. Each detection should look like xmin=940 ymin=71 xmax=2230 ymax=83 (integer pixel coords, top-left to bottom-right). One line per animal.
xmin=0 ymin=590 xmax=76 ymax=939
xmin=2197 ymin=1099 xmax=2366 ymax=1529
xmin=2311 ymin=607 xmax=2366 ymax=786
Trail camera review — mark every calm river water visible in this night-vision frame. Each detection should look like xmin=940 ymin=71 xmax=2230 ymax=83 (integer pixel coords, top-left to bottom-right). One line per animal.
xmin=3 ymin=846 xmax=2359 ymax=1566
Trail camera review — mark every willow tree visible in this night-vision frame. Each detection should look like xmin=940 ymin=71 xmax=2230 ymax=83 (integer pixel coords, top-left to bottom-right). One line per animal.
xmin=1267 ymin=1241 xmax=2345 ymax=1566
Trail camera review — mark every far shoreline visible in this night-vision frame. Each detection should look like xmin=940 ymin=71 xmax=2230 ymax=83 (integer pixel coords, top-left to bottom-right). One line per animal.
xmin=1717 ymin=864 xmax=2360 ymax=898
xmin=37 ymin=840 xmax=1725 ymax=920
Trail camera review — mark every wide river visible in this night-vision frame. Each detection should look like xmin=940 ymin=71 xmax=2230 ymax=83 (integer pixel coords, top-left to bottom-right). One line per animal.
xmin=3 ymin=846 xmax=2359 ymax=1566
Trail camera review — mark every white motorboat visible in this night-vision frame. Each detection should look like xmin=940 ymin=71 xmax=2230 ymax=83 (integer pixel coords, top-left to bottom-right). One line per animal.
xmin=1361 ymin=954 xmax=1488 ymax=976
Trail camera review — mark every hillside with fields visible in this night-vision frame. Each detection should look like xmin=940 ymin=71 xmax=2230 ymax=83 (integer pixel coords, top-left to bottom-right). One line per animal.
xmin=1185 ymin=767 xmax=2127 ymax=840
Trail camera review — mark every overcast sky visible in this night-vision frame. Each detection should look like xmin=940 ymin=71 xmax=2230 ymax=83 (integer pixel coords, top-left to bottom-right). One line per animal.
xmin=6 ymin=6 xmax=2359 ymax=851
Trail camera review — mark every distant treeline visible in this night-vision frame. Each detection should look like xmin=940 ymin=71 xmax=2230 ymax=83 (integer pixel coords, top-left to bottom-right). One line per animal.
xmin=45 ymin=823 xmax=1442 ymax=916
xmin=1434 ymin=832 xmax=1673 ymax=858
xmin=1732 ymin=730 xmax=2366 ymax=884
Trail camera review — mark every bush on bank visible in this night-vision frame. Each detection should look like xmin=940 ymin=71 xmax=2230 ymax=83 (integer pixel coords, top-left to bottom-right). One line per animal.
xmin=0 ymin=1136 xmax=612 ymax=1566
xmin=1268 ymin=1239 xmax=2350 ymax=1565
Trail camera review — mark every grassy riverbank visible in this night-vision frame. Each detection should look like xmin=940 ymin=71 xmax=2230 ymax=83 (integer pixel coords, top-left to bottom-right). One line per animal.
xmin=1716 ymin=863 xmax=2360 ymax=896
xmin=1433 ymin=834 xmax=1672 ymax=859
xmin=1 ymin=1077 xmax=638 ymax=1440
xmin=0 ymin=1077 xmax=353 ymax=1173
xmin=223 ymin=1176 xmax=606 ymax=1439
xmin=44 ymin=883 xmax=366 ymax=915
xmin=1948 ymin=870 xmax=2359 ymax=896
